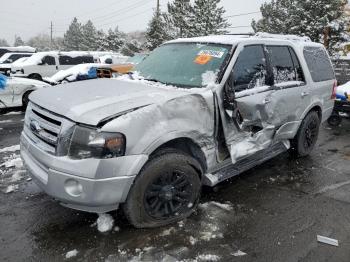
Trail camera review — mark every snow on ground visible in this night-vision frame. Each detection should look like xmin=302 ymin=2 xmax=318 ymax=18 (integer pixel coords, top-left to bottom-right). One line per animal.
xmin=195 ymin=254 xmax=221 ymax=261
xmin=4 ymin=184 xmax=19 ymax=194
xmin=0 ymin=145 xmax=20 ymax=153
xmin=0 ymin=120 xmax=12 ymax=124
xmin=3 ymin=111 xmax=23 ymax=116
xmin=96 ymin=213 xmax=114 ymax=232
xmin=65 ymin=249 xmax=78 ymax=259
xmin=1 ymin=155 xmax=23 ymax=169
xmin=232 ymin=250 xmax=247 ymax=257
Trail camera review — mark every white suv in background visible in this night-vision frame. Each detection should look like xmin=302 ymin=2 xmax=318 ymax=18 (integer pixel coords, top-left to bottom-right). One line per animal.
xmin=11 ymin=51 xmax=95 ymax=80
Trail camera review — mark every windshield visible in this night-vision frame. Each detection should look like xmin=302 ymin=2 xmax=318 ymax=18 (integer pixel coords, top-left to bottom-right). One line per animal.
xmin=0 ymin=53 xmax=11 ymax=64
xmin=135 ymin=43 xmax=232 ymax=88
xmin=126 ymin=54 xmax=147 ymax=65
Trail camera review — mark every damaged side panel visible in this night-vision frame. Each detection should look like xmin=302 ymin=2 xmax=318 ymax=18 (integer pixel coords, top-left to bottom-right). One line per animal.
xmin=101 ymin=90 xmax=217 ymax=171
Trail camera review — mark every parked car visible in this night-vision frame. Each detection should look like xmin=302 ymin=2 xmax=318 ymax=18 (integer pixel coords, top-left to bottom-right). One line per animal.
xmin=21 ymin=33 xmax=336 ymax=228
xmin=11 ymin=51 xmax=95 ymax=81
xmin=44 ymin=63 xmax=110 ymax=85
xmin=0 ymin=74 xmax=49 ymax=111
xmin=0 ymin=46 xmax=35 ymax=57
xmin=0 ymin=52 xmax=34 ymax=75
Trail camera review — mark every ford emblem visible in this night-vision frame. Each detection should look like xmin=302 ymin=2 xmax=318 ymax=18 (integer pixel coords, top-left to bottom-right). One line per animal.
xmin=30 ymin=120 xmax=42 ymax=133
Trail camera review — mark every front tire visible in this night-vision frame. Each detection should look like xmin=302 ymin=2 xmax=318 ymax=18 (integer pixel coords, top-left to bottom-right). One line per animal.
xmin=123 ymin=150 xmax=202 ymax=228
xmin=291 ymin=111 xmax=320 ymax=157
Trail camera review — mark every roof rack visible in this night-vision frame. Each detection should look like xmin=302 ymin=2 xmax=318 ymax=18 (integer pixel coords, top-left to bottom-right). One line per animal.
xmin=254 ymin=32 xmax=311 ymax=42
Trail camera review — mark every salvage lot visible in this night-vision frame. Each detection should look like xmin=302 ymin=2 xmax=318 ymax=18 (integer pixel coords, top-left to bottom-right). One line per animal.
xmin=0 ymin=110 xmax=350 ymax=262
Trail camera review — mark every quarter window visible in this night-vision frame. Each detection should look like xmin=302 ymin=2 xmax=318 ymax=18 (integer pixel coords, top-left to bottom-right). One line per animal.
xmin=232 ymin=45 xmax=267 ymax=92
xmin=303 ymin=46 xmax=334 ymax=82
xmin=267 ymin=46 xmax=304 ymax=84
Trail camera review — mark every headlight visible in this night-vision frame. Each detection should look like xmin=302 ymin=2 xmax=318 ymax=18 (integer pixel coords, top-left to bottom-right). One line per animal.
xmin=68 ymin=125 xmax=126 ymax=160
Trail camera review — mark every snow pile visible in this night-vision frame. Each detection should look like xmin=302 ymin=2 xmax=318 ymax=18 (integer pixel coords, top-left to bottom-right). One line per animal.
xmin=65 ymin=249 xmax=78 ymax=259
xmin=2 ymin=156 xmax=23 ymax=169
xmin=4 ymin=184 xmax=19 ymax=194
xmin=0 ymin=145 xmax=20 ymax=153
xmin=96 ymin=213 xmax=114 ymax=232
xmin=232 ymin=250 xmax=247 ymax=257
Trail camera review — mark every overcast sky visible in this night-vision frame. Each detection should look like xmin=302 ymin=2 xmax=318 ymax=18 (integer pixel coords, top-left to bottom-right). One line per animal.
xmin=1 ymin=0 xmax=267 ymax=45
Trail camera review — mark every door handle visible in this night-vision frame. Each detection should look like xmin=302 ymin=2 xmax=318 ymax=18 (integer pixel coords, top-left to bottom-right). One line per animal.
xmin=301 ymin=92 xmax=309 ymax=97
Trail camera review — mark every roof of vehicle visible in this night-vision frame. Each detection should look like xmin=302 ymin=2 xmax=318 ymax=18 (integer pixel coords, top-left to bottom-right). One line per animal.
xmin=0 ymin=46 xmax=36 ymax=52
xmin=167 ymin=32 xmax=323 ymax=48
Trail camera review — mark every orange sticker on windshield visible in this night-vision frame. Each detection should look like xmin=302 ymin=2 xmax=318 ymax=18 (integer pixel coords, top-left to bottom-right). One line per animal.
xmin=194 ymin=55 xmax=213 ymax=65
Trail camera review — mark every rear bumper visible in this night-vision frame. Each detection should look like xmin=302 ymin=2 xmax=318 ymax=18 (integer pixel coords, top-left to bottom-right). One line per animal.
xmin=20 ymin=132 xmax=148 ymax=213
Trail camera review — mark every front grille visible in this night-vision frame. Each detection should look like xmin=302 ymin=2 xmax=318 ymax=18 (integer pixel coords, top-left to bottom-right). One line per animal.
xmin=24 ymin=103 xmax=70 ymax=154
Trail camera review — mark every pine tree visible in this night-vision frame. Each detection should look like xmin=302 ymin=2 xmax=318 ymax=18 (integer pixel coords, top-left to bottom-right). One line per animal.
xmin=95 ymin=30 xmax=108 ymax=51
xmin=146 ymin=11 xmax=172 ymax=50
xmin=14 ymin=36 xmax=24 ymax=46
xmin=0 ymin=39 xmax=9 ymax=47
xmin=167 ymin=0 xmax=193 ymax=38
xmin=105 ymin=28 xmax=125 ymax=52
xmin=81 ymin=20 xmax=98 ymax=51
xmin=252 ymin=0 xmax=349 ymax=52
xmin=64 ymin=17 xmax=83 ymax=51
xmin=190 ymin=0 xmax=230 ymax=37
xmin=120 ymin=40 xmax=142 ymax=56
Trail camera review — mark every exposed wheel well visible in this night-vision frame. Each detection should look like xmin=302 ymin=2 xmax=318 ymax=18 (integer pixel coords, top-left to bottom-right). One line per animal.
xmin=309 ymin=105 xmax=322 ymax=120
xmin=150 ymin=138 xmax=207 ymax=176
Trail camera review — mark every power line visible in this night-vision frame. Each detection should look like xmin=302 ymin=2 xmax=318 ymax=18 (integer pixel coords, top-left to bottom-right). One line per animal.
xmin=225 ymin=11 xmax=261 ymax=18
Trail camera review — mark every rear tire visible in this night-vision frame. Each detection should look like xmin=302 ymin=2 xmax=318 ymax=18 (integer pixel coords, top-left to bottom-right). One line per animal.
xmin=291 ymin=111 xmax=320 ymax=157
xmin=123 ymin=149 xmax=202 ymax=228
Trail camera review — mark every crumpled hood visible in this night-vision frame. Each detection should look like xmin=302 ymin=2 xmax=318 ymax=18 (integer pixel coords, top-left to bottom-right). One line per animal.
xmin=30 ymin=78 xmax=191 ymax=126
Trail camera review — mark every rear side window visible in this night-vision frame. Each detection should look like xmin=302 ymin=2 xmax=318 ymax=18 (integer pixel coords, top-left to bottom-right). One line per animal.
xmin=73 ymin=56 xmax=94 ymax=64
xmin=232 ymin=45 xmax=267 ymax=92
xmin=267 ymin=46 xmax=304 ymax=84
xmin=303 ymin=47 xmax=334 ymax=82
xmin=59 ymin=55 xmax=74 ymax=65
xmin=42 ymin=56 xmax=56 ymax=65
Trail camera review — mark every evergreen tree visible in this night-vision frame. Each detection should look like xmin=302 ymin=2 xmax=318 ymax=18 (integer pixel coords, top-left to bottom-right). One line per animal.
xmin=167 ymin=0 xmax=193 ymax=38
xmin=105 ymin=28 xmax=125 ymax=52
xmin=95 ymin=30 xmax=108 ymax=51
xmin=81 ymin=20 xmax=98 ymax=51
xmin=14 ymin=36 xmax=24 ymax=46
xmin=0 ymin=39 xmax=9 ymax=47
xmin=190 ymin=0 xmax=230 ymax=36
xmin=120 ymin=40 xmax=142 ymax=56
xmin=64 ymin=17 xmax=83 ymax=51
xmin=252 ymin=0 xmax=349 ymax=52
xmin=146 ymin=11 xmax=172 ymax=50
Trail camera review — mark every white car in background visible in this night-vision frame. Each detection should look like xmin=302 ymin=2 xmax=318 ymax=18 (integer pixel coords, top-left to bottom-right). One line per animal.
xmin=0 ymin=74 xmax=50 ymax=111
xmin=0 ymin=52 xmax=34 ymax=75
xmin=11 ymin=51 xmax=95 ymax=81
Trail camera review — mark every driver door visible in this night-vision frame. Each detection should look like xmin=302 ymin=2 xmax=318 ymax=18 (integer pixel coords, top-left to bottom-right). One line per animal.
xmin=220 ymin=44 xmax=278 ymax=164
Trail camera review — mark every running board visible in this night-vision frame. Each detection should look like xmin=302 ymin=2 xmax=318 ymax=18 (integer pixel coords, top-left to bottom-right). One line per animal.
xmin=203 ymin=141 xmax=289 ymax=187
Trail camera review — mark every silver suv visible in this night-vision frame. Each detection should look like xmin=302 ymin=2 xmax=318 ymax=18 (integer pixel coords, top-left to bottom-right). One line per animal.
xmin=21 ymin=33 xmax=336 ymax=228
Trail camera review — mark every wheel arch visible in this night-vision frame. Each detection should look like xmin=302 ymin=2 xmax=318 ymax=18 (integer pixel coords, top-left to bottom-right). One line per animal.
xmin=148 ymin=137 xmax=208 ymax=177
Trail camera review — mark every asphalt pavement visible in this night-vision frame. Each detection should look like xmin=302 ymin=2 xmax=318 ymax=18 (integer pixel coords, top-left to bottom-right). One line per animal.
xmin=0 ymin=109 xmax=350 ymax=262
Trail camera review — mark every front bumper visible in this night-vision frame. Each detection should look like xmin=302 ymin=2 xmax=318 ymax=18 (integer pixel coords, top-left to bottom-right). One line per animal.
xmin=20 ymin=132 xmax=148 ymax=213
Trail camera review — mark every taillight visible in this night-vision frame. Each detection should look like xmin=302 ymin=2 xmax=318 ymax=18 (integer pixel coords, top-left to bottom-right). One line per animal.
xmin=331 ymin=80 xmax=337 ymax=100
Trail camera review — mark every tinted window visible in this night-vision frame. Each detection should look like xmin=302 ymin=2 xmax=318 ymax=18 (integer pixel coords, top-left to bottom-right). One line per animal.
xmin=267 ymin=46 xmax=303 ymax=84
xmin=42 ymin=56 xmax=56 ymax=65
xmin=59 ymin=55 xmax=74 ymax=65
xmin=289 ymin=47 xmax=304 ymax=82
xmin=303 ymin=47 xmax=334 ymax=82
xmin=232 ymin=45 xmax=267 ymax=92
xmin=4 ymin=54 xmax=31 ymax=63
xmin=73 ymin=56 xmax=94 ymax=64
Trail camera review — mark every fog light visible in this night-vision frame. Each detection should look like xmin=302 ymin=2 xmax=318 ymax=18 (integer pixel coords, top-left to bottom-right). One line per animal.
xmin=64 ymin=179 xmax=83 ymax=197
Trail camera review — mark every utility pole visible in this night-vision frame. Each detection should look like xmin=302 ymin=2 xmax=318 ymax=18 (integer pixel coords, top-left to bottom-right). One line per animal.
xmin=50 ymin=21 xmax=53 ymax=49
xmin=156 ymin=0 xmax=160 ymax=16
